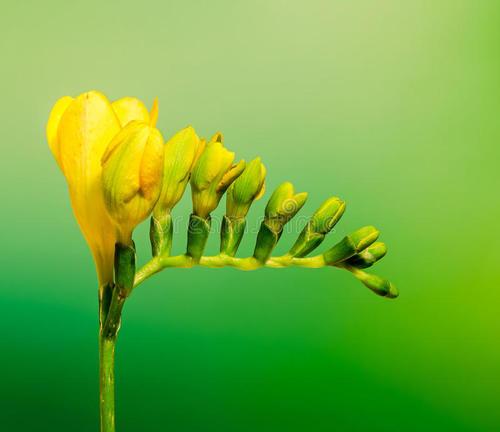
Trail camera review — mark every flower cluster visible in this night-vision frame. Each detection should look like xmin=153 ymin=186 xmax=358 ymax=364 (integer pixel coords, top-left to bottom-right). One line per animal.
xmin=48 ymin=90 xmax=397 ymax=432
xmin=47 ymin=90 xmax=397 ymax=315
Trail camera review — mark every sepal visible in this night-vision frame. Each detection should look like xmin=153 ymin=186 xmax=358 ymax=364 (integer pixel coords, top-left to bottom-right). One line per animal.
xmin=323 ymin=226 xmax=379 ymax=265
xmin=150 ymin=213 xmax=173 ymax=257
xmin=114 ymin=242 xmax=136 ymax=298
xmin=220 ymin=216 xmax=246 ymax=256
xmin=253 ymin=222 xmax=281 ymax=263
xmin=186 ymin=214 xmax=211 ymax=262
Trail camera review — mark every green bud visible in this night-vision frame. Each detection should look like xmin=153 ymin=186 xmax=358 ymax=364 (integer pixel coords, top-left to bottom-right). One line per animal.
xmin=154 ymin=126 xmax=205 ymax=214
xmin=350 ymin=226 xmax=380 ymax=251
xmin=288 ymin=197 xmax=345 ymax=257
xmin=264 ymin=182 xmax=308 ymax=232
xmin=349 ymin=268 xmax=398 ymax=298
xmin=101 ymin=121 xmax=164 ymax=243
xmin=310 ymin=197 xmax=346 ymax=234
xmin=190 ymin=133 xmax=245 ymax=218
xmin=252 ymin=182 xmax=307 ymax=262
xmin=186 ymin=214 xmax=211 ymax=262
xmin=323 ymin=226 xmax=379 ymax=265
xmin=226 ymin=157 xmax=266 ymax=218
xmin=346 ymin=242 xmax=387 ymax=269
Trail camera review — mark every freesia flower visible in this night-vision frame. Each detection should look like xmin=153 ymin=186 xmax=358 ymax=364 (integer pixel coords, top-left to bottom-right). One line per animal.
xmin=46 ymin=91 xmax=155 ymax=286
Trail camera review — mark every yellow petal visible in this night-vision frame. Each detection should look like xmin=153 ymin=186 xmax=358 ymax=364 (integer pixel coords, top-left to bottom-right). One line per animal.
xmin=217 ymin=159 xmax=246 ymax=193
xmin=57 ymin=91 xmax=121 ymax=284
xmin=254 ymin=163 xmax=267 ymax=201
xmin=46 ymin=96 xmax=74 ymax=171
xmin=254 ymin=181 xmax=266 ymax=201
xmin=149 ymin=97 xmax=159 ymax=128
xmin=210 ymin=131 xmax=223 ymax=143
xmin=140 ymin=127 xmax=164 ymax=200
xmin=193 ymin=138 xmax=206 ymax=167
xmin=112 ymin=97 xmax=150 ymax=127
xmin=192 ymin=142 xmax=234 ymax=190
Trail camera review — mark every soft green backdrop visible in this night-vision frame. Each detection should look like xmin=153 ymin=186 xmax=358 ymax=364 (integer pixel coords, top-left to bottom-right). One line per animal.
xmin=1 ymin=1 xmax=499 ymax=431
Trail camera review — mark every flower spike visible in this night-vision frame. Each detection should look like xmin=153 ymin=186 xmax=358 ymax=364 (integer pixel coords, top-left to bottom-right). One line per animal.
xmin=47 ymin=89 xmax=397 ymax=432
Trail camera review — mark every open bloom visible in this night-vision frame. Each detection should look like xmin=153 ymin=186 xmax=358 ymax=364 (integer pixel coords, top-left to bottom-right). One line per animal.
xmin=46 ymin=91 xmax=155 ymax=285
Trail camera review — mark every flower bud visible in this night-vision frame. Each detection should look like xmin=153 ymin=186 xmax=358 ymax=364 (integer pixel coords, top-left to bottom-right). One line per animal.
xmin=155 ymin=126 xmax=205 ymax=214
xmin=226 ymin=157 xmax=266 ymax=219
xmin=346 ymin=242 xmax=387 ymax=269
xmin=323 ymin=226 xmax=379 ymax=265
xmin=101 ymin=118 xmax=164 ymax=243
xmin=288 ymin=197 xmax=345 ymax=257
xmin=264 ymin=182 xmax=308 ymax=232
xmin=349 ymin=268 xmax=398 ymax=298
xmin=253 ymin=182 xmax=307 ymax=263
xmin=190 ymin=132 xmax=245 ymax=218
xmin=310 ymin=197 xmax=346 ymax=234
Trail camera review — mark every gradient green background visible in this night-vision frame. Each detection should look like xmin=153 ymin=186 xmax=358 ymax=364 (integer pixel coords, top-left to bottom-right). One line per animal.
xmin=1 ymin=1 xmax=499 ymax=431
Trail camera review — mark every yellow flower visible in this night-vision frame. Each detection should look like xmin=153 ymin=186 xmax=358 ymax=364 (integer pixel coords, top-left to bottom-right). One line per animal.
xmin=190 ymin=132 xmax=245 ymax=218
xmin=101 ymin=102 xmax=165 ymax=244
xmin=46 ymin=91 xmax=154 ymax=285
xmin=154 ymin=125 xmax=205 ymax=215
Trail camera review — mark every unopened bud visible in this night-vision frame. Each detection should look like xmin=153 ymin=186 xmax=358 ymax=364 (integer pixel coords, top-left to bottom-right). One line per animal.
xmin=226 ymin=157 xmax=266 ymax=219
xmin=289 ymin=197 xmax=345 ymax=257
xmin=101 ymin=119 xmax=164 ymax=243
xmin=323 ymin=226 xmax=379 ymax=265
xmin=349 ymin=268 xmax=398 ymax=298
xmin=253 ymin=182 xmax=307 ymax=263
xmin=264 ymin=182 xmax=308 ymax=232
xmin=155 ymin=126 xmax=205 ymax=213
xmin=346 ymin=242 xmax=387 ymax=269
xmin=190 ymin=133 xmax=245 ymax=218
xmin=310 ymin=197 xmax=345 ymax=234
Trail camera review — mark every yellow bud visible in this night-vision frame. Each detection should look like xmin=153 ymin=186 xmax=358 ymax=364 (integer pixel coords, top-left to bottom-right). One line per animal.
xmin=226 ymin=157 xmax=266 ymax=218
xmin=154 ymin=126 xmax=205 ymax=214
xmin=190 ymin=138 xmax=244 ymax=218
xmin=101 ymin=121 xmax=164 ymax=243
xmin=265 ymin=182 xmax=308 ymax=225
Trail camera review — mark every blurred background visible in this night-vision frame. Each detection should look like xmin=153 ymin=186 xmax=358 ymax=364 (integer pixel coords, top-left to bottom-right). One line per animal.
xmin=1 ymin=1 xmax=499 ymax=431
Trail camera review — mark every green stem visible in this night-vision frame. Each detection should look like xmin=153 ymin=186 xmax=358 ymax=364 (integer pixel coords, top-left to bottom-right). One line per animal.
xmin=99 ymin=334 xmax=116 ymax=432
xmin=132 ymin=253 xmax=329 ymax=290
